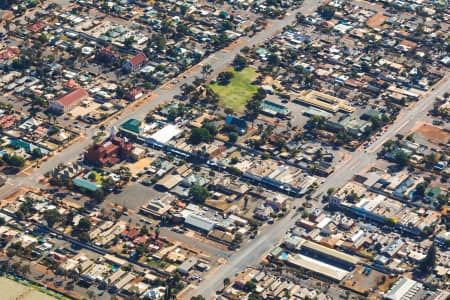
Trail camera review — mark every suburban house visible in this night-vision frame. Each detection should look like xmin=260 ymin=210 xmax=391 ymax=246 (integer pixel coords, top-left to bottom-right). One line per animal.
xmin=49 ymin=88 xmax=88 ymax=114
xmin=122 ymin=52 xmax=146 ymax=72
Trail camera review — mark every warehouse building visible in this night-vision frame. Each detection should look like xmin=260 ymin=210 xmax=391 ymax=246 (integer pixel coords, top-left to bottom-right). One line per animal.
xmin=286 ymin=254 xmax=349 ymax=282
xmin=384 ymin=277 xmax=423 ymax=300
xmin=299 ymin=240 xmax=360 ymax=269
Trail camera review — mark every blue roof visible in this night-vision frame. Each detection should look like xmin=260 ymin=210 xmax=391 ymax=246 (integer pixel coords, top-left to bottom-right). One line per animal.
xmin=225 ymin=116 xmax=247 ymax=130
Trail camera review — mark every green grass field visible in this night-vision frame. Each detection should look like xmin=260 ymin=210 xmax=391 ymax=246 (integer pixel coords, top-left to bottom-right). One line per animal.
xmin=209 ymin=67 xmax=258 ymax=113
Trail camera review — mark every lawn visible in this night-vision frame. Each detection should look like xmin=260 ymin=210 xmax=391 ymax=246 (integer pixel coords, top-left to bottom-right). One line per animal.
xmin=209 ymin=67 xmax=258 ymax=113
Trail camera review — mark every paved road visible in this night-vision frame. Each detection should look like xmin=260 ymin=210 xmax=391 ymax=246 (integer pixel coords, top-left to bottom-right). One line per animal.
xmin=0 ymin=0 xmax=447 ymax=297
xmin=185 ymin=75 xmax=450 ymax=299
xmin=0 ymin=0 xmax=327 ymax=198
xmin=313 ymin=74 xmax=450 ymax=198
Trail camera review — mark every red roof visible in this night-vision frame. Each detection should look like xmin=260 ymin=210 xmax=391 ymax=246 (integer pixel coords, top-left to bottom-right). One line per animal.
xmin=27 ymin=22 xmax=46 ymax=32
xmin=124 ymin=87 xmax=144 ymax=100
xmin=133 ymin=235 xmax=149 ymax=245
xmin=98 ymin=46 xmax=120 ymax=58
xmin=0 ymin=115 xmax=16 ymax=129
xmin=63 ymin=79 xmax=78 ymax=89
xmin=0 ymin=47 xmax=20 ymax=61
xmin=129 ymin=53 xmax=146 ymax=67
xmin=55 ymin=88 xmax=88 ymax=107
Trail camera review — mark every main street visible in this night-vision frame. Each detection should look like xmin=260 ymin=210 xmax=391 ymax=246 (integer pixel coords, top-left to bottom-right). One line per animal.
xmin=184 ymin=76 xmax=449 ymax=299
xmin=0 ymin=0 xmax=327 ymax=200
xmin=0 ymin=0 xmax=448 ymax=298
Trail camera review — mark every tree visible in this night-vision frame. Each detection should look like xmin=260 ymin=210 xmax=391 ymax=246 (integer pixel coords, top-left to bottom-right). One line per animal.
xmin=201 ymin=64 xmax=213 ymax=81
xmin=370 ymin=115 xmax=382 ymax=130
xmin=0 ymin=217 xmax=5 ymax=226
xmin=244 ymin=280 xmax=257 ymax=292
xmin=318 ymin=4 xmax=335 ymax=19
xmin=189 ymin=127 xmax=212 ymax=144
xmin=415 ymin=182 xmax=429 ymax=198
xmin=3 ymin=154 xmax=25 ymax=167
xmin=189 ymin=185 xmax=209 ymax=204
xmin=140 ymin=225 xmax=149 ymax=236
xmin=268 ymin=54 xmax=280 ymax=67
xmin=233 ymin=55 xmax=248 ymax=70
xmin=437 ymin=193 xmax=448 ymax=208
xmin=419 ymin=243 xmax=436 ymax=273
xmin=217 ymin=71 xmax=234 ymax=85
xmin=228 ymin=132 xmax=238 ymax=143
xmin=212 ymin=32 xmax=231 ymax=49
xmin=78 ymin=231 xmax=90 ymax=243
xmin=124 ymin=36 xmax=136 ymax=49
xmin=77 ymin=217 xmax=91 ymax=232
xmin=394 ymin=150 xmax=410 ymax=166
xmin=44 ymin=209 xmax=61 ymax=228
xmin=151 ymin=33 xmax=166 ymax=53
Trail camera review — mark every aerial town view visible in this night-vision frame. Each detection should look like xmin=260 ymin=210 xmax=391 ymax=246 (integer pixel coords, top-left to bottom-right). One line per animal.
xmin=0 ymin=0 xmax=447 ymax=299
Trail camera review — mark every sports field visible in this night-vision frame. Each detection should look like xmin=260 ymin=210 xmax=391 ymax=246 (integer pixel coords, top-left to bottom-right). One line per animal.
xmin=209 ymin=67 xmax=258 ymax=113
xmin=0 ymin=277 xmax=57 ymax=300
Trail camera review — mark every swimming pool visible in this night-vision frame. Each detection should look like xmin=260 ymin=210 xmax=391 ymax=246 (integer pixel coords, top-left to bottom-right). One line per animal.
xmin=281 ymin=253 xmax=289 ymax=260
xmin=0 ymin=150 xmax=7 ymax=156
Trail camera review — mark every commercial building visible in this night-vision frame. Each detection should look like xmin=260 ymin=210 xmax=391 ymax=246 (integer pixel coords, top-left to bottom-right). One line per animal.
xmin=49 ymin=88 xmax=88 ymax=113
xmin=120 ymin=119 xmax=141 ymax=137
xmin=150 ymin=124 xmax=183 ymax=145
xmin=286 ymin=254 xmax=349 ymax=282
xmin=296 ymin=90 xmax=355 ymax=113
xmin=184 ymin=214 xmax=216 ymax=233
xmin=384 ymin=277 xmax=423 ymax=300
xmin=85 ymin=136 xmax=133 ymax=167
xmin=139 ymin=194 xmax=174 ymax=218
xmin=177 ymin=257 xmax=198 ymax=275
xmin=300 ymin=240 xmax=360 ymax=268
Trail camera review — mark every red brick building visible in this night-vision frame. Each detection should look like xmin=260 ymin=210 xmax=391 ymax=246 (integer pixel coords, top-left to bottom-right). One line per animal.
xmin=96 ymin=46 xmax=120 ymax=63
xmin=85 ymin=137 xmax=133 ymax=167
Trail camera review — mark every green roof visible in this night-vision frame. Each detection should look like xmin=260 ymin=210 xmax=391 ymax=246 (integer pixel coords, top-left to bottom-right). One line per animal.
xmin=120 ymin=119 xmax=141 ymax=136
xmin=73 ymin=178 xmax=101 ymax=192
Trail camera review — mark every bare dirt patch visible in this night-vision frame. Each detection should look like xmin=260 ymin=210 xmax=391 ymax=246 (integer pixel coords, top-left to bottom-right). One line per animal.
xmin=415 ymin=123 xmax=449 ymax=145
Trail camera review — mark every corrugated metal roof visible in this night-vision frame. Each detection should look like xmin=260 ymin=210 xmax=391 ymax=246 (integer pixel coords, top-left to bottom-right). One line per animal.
xmin=301 ymin=240 xmax=360 ymax=265
xmin=73 ymin=178 xmax=101 ymax=192
xmin=185 ymin=214 xmax=216 ymax=232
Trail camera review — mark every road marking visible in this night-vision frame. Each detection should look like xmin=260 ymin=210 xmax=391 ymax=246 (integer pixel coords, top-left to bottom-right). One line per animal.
xmin=350 ymin=161 xmax=360 ymax=171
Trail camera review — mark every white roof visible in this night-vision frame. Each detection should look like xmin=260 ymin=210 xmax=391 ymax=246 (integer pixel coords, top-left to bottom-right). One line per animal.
xmin=317 ymin=217 xmax=332 ymax=229
xmin=287 ymin=254 xmax=349 ymax=281
xmin=385 ymin=277 xmax=421 ymax=300
xmin=150 ymin=124 xmax=182 ymax=144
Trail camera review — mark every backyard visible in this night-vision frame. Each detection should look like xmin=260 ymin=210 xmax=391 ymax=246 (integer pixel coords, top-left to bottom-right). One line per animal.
xmin=209 ymin=67 xmax=258 ymax=113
